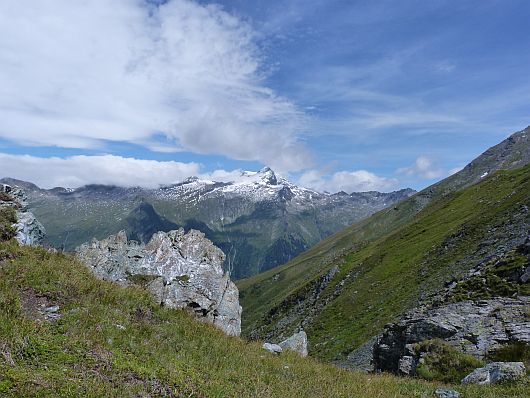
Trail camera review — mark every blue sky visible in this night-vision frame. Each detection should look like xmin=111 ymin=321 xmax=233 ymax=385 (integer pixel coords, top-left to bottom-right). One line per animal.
xmin=0 ymin=0 xmax=529 ymax=191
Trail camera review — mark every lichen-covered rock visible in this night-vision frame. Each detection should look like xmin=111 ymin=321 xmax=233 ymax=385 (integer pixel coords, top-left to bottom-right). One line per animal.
xmin=461 ymin=362 xmax=526 ymax=385
xmin=278 ymin=331 xmax=308 ymax=357
xmin=373 ymin=297 xmax=530 ymax=373
xmin=76 ymin=229 xmax=242 ymax=336
xmin=398 ymin=355 xmax=417 ymax=376
xmin=1 ymin=184 xmax=45 ymax=246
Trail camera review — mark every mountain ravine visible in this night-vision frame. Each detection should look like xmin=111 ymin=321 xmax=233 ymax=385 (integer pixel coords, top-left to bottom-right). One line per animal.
xmin=0 ymin=169 xmax=414 ymax=279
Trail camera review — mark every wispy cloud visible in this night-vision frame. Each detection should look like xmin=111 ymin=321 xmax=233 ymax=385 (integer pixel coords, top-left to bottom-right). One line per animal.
xmin=397 ymin=155 xmax=445 ymax=180
xmin=0 ymin=0 xmax=309 ymax=171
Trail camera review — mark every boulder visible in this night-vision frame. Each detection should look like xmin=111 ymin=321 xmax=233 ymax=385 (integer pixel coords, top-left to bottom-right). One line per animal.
xmin=279 ymin=331 xmax=308 ymax=357
xmin=76 ymin=229 xmax=242 ymax=336
xmin=262 ymin=343 xmax=282 ymax=354
xmin=461 ymin=362 xmax=526 ymax=385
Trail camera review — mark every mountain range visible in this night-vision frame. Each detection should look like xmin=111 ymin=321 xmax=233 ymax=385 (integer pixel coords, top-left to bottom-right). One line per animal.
xmin=0 ymin=168 xmax=414 ymax=279
xmin=237 ymin=126 xmax=530 ymax=363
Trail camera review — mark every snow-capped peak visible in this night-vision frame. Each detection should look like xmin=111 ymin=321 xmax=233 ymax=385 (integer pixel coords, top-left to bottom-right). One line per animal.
xmin=238 ymin=166 xmax=278 ymax=186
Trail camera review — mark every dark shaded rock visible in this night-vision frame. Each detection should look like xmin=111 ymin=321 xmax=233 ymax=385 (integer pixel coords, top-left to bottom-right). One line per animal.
xmin=373 ymin=297 xmax=530 ymax=373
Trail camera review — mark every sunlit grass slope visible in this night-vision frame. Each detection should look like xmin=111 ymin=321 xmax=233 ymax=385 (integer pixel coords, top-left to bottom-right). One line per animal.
xmin=1 ymin=240 xmax=529 ymax=397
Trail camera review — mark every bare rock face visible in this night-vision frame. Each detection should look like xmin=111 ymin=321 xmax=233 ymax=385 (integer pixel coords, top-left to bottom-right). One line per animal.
xmin=1 ymin=184 xmax=45 ymax=246
xmin=373 ymin=297 xmax=530 ymax=374
xmin=76 ymin=229 xmax=242 ymax=336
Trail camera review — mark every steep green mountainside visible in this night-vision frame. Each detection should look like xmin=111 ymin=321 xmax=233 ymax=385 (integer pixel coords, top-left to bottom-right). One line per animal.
xmin=3 ymin=241 xmax=528 ymax=396
xmin=0 ymin=171 xmax=413 ymax=279
xmin=238 ymin=127 xmax=530 ymax=362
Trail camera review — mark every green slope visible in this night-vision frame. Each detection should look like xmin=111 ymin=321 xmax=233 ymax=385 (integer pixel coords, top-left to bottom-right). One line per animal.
xmin=238 ymin=130 xmax=530 ymax=362
xmin=4 ymin=242 xmax=530 ymax=396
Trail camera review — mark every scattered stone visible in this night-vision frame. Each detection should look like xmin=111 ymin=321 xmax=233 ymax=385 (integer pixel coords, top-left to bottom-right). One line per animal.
xmin=262 ymin=343 xmax=282 ymax=354
xmin=115 ymin=324 xmax=126 ymax=331
xmin=76 ymin=229 xmax=242 ymax=336
xmin=44 ymin=305 xmax=60 ymax=313
xmin=434 ymin=388 xmax=460 ymax=398
xmin=461 ymin=362 xmax=526 ymax=385
xmin=278 ymin=331 xmax=308 ymax=357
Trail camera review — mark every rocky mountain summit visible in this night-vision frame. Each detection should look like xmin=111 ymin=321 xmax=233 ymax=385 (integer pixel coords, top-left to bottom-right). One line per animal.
xmin=76 ymin=229 xmax=241 ymax=336
xmin=2 ymin=168 xmax=414 ymax=278
xmin=0 ymin=184 xmax=45 ymax=246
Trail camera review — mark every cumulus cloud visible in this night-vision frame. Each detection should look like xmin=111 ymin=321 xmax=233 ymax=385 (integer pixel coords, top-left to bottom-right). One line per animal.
xmin=0 ymin=0 xmax=308 ymax=171
xmin=298 ymin=169 xmax=398 ymax=193
xmin=0 ymin=153 xmax=200 ymax=189
xmin=397 ymin=155 xmax=444 ymax=179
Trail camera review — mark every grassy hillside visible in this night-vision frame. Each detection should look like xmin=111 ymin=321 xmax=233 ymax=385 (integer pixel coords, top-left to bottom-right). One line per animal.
xmin=238 ymin=163 xmax=530 ymax=362
xmin=1 ymin=242 xmax=530 ymax=397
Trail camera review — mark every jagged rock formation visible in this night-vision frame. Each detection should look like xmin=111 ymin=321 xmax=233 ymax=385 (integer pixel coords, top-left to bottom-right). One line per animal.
xmin=0 ymin=184 xmax=45 ymax=246
xmin=76 ymin=229 xmax=242 ymax=336
xmin=1 ymin=168 xmax=415 ymax=279
xmin=461 ymin=362 xmax=526 ymax=385
xmin=373 ymin=297 xmax=530 ymax=374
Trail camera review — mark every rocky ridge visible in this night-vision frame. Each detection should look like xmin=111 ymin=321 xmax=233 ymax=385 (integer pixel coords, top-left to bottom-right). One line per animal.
xmin=0 ymin=184 xmax=45 ymax=246
xmin=76 ymin=229 xmax=242 ymax=336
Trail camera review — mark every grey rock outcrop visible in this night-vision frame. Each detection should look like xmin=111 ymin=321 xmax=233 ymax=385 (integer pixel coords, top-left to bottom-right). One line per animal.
xmin=1 ymin=184 xmax=45 ymax=246
xmin=278 ymin=331 xmax=308 ymax=357
xmin=76 ymin=229 xmax=242 ymax=336
xmin=373 ymin=297 xmax=530 ymax=373
xmin=461 ymin=362 xmax=526 ymax=385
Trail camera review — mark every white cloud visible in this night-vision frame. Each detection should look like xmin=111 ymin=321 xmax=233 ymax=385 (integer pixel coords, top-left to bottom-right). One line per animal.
xmin=298 ymin=169 xmax=398 ymax=193
xmin=0 ymin=152 xmax=400 ymax=193
xmin=397 ymin=155 xmax=444 ymax=179
xmin=0 ymin=153 xmax=200 ymax=189
xmin=0 ymin=0 xmax=308 ymax=171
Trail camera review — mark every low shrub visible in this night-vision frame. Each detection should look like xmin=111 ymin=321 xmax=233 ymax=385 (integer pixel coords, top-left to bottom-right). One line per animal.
xmin=414 ymin=339 xmax=484 ymax=383
xmin=0 ymin=207 xmax=17 ymax=242
xmin=489 ymin=342 xmax=530 ymax=371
